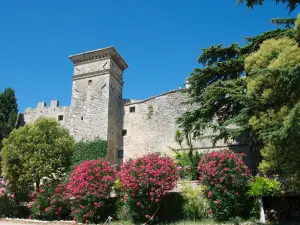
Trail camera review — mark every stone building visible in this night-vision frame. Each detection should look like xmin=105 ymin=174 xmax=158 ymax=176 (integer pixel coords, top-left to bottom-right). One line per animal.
xmin=23 ymin=47 xmax=253 ymax=166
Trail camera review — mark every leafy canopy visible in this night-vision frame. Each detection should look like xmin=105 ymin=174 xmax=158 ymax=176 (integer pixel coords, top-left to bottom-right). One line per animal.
xmin=179 ymin=14 xmax=300 ymax=188
xmin=1 ymin=117 xmax=75 ymax=192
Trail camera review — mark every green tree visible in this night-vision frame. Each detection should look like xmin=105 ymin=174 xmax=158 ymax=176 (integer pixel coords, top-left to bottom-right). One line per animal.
xmin=0 ymin=88 xmax=18 ymax=148
xmin=1 ymin=117 xmax=75 ymax=192
xmin=237 ymin=0 xmax=300 ymax=12
xmin=178 ymin=15 xmax=300 ymax=187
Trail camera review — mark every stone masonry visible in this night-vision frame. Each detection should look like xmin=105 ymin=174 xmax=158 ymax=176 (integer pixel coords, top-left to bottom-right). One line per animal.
xmin=23 ymin=47 xmax=252 ymax=165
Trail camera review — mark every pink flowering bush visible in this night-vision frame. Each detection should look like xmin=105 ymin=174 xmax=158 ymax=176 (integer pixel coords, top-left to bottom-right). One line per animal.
xmin=29 ymin=183 xmax=70 ymax=220
xmin=197 ymin=150 xmax=252 ymax=220
xmin=119 ymin=153 xmax=179 ymax=222
xmin=64 ymin=159 xmax=116 ymax=224
xmin=0 ymin=178 xmax=21 ymax=218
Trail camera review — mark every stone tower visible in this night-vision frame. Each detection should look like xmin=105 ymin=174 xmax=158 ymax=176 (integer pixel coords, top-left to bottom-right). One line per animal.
xmin=69 ymin=47 xmax=128 ymax=163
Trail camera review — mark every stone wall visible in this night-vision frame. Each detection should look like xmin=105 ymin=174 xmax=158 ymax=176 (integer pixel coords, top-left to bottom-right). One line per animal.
xmin=24 ymin=100 xmax=71 ymax=129
xmin=122 ymin=90 xmax=250 ymax=162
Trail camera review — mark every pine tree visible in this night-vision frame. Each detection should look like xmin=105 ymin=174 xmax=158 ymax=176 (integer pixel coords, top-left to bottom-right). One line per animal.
xmin=178 ymin=15 xmax=300 ymax=188
xmin=237 ymin=0 xmax=300 ymax=12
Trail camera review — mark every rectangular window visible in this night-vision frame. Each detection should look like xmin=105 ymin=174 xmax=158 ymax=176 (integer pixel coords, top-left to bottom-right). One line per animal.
xmin=122 ymin=129 xmax=127 ymax=136
xmin=129 ymin=106 xmax=135 ymax=113
xmin=58 ymin=115 xmax=64 ymax=121
xmin=88 ymin=80 xmax=92 ymax=85
xmin=118 ymin=150 xmax=124 ymax=158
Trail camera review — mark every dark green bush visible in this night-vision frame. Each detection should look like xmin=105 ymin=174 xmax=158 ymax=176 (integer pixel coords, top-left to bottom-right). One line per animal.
xmin=71 ymin=139 xmax=107 ymax=167
xmin=175 ymin=150 xmax=203 ymax=180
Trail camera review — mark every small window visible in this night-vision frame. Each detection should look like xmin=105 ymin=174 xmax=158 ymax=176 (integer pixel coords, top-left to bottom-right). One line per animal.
xmin=118 ymin=150 xmax=124 ymax=158
xmin=88 ymin=80 xmax=92 ymax=85
xmin=81 ymin=117 xmax=84 ymax=121
xmin=122 ymin=129 xmax=127 ymax=136
xmin=129 ymin=106 xmax=135 ymax=113
xmin=58 ymin=115 xmax=64 ymax=121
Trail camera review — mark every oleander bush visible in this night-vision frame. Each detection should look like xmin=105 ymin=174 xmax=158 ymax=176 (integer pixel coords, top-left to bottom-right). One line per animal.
xmin=119 ymin=153 xmax=179 ymax=222
xmin=198 ymin=149 xmax=252 ymax=221
xmin=29 ymin=183 xmax=69 ymax=220
xmin=65 ymin=159 xmax=116 ymax=224
xmin=0 ymin=178 xmax=19 ymax=218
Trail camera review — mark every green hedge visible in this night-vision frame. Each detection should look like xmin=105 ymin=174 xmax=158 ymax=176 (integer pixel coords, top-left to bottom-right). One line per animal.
xmin=71 ymin=139 xmax=107 ymax=166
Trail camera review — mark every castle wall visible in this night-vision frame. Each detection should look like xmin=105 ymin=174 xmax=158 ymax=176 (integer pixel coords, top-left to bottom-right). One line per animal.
xmin=24 ymin=100 xmax=71 ymax=129
xmin=122 ymin=90 xmax=250 ymax=161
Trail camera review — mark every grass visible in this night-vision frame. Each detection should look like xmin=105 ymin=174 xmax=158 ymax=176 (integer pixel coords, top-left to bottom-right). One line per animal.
xmin=110 ymin=219 xmax=255 ymax=225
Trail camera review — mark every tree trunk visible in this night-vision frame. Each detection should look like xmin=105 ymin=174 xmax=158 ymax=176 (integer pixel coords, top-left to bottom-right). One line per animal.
xmin=36 ymin=177 xmax=40 ymax=193
xmin=258 ymin=197 xmax=266 ymax=224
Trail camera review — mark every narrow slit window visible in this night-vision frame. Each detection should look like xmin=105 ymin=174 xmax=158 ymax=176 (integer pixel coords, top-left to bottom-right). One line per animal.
xmin=81 ymin=117 xmax=84 ymax=121
xmin=118 ymin=150 xmax=124 ymax=158
xmin=129 ymin=106 xmax=135 ymax=113
xmin=122 ymin=129 xmax=127 ymax=136
xmin=88 ymin=80 xmax=93 ymax=85
xmin=58 ymin=115 xmax=64 ymax=121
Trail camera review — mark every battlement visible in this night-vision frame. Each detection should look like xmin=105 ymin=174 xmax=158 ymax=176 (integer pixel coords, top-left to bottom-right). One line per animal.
xmin=69 ymin=46 xmax=128 ymax=72
xmin=24 ymin=100 xmax=68 ymax=113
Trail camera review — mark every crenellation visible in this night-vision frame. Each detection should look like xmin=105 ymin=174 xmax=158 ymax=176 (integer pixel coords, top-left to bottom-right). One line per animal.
xmin=37 ymin=102 xmax=47 ymax=108
xmin=50 ymin=100 xmax=59 ymax=107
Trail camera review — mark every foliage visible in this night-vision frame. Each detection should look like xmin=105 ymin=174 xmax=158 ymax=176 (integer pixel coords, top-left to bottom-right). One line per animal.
xmin=64 ymin=159 xmax=116 ymax=224
xmin=237 ymin=0 xmax=300 ymax=12
xmin=181 ymin=182 xmax=210 ymax=221
xmin=0 ymin=177 xmax=22 ymax=218
xmin=175 ymin=151 xmax=203 ymax=180
xmin=198 ymin=150 xmax=252 ymax=220
xmin=119 ymin=153 xmax=179 ymax=222
xmin=71 ymin=139 xmax=107 ymax=167
xmin=29 ymin=183 xmax=70 ymax=220
xmin=178 ymin=15 xmax=300 ymax=190
xmin=1 ymin=117 xmax=75 ymax=192
xmin=248 ymin=177 xmax=281 ymax=197
xmin=0 ymin=88 xmax=18 ymax=148
xmin=245 ymin=35 xmax=300 ymax=186
xmin=175 ymin=130 xmax=184 ymax=149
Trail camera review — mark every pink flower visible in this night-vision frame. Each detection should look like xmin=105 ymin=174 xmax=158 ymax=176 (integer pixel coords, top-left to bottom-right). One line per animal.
xmin=208 ymin=191 xmax=212 ymax=198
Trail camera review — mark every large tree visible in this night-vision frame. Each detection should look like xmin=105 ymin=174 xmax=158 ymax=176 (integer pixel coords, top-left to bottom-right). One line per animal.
xmin=1 ymin=117 xmax=75 ymax=192
xmin=178 ymin=15 xmax=300 ymax=187
xmin=237 ymin=0 xmax=300 ymax=12
xmin=0 ymin=88 xmax=18 ymax=148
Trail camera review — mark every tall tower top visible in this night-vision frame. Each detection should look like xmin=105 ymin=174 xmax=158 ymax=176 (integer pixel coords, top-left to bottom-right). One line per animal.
xmin=69 ymin=46 xmax=128 ymax=72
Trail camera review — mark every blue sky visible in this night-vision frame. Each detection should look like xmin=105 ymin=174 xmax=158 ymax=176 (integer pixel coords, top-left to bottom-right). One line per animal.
xmin=0 ymin=0 xmax=298 ymax=112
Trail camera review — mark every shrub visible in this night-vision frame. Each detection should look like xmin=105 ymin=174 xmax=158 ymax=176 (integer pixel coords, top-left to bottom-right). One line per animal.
xmin=248 ymin=177 xmax=281 ymax=197
xmin=198 ymin=149 xmax=252 ymax=221
xmin=65 ymin=159 xmax=116 ymax=224
xmin=181 ymin=182 xmax=210 ymax=221
xmin=29 ymin=183 xmax=69 ymax=220
xmin=119 ymin=153 xmax=179 ymax=222
xmin=175 ymin=151 xmax=203 ymax=180
xmin=0 ymin=178 xmax=18 ymax=218
xmin=2 ymin=117 xmax=75 ymax=192
xmin=71 ymin=139 xmax=107 ymax=167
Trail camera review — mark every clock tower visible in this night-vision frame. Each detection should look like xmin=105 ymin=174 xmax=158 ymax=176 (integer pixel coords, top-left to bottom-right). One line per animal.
xmin=69 ymin=47 xmax=128 ymax=163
